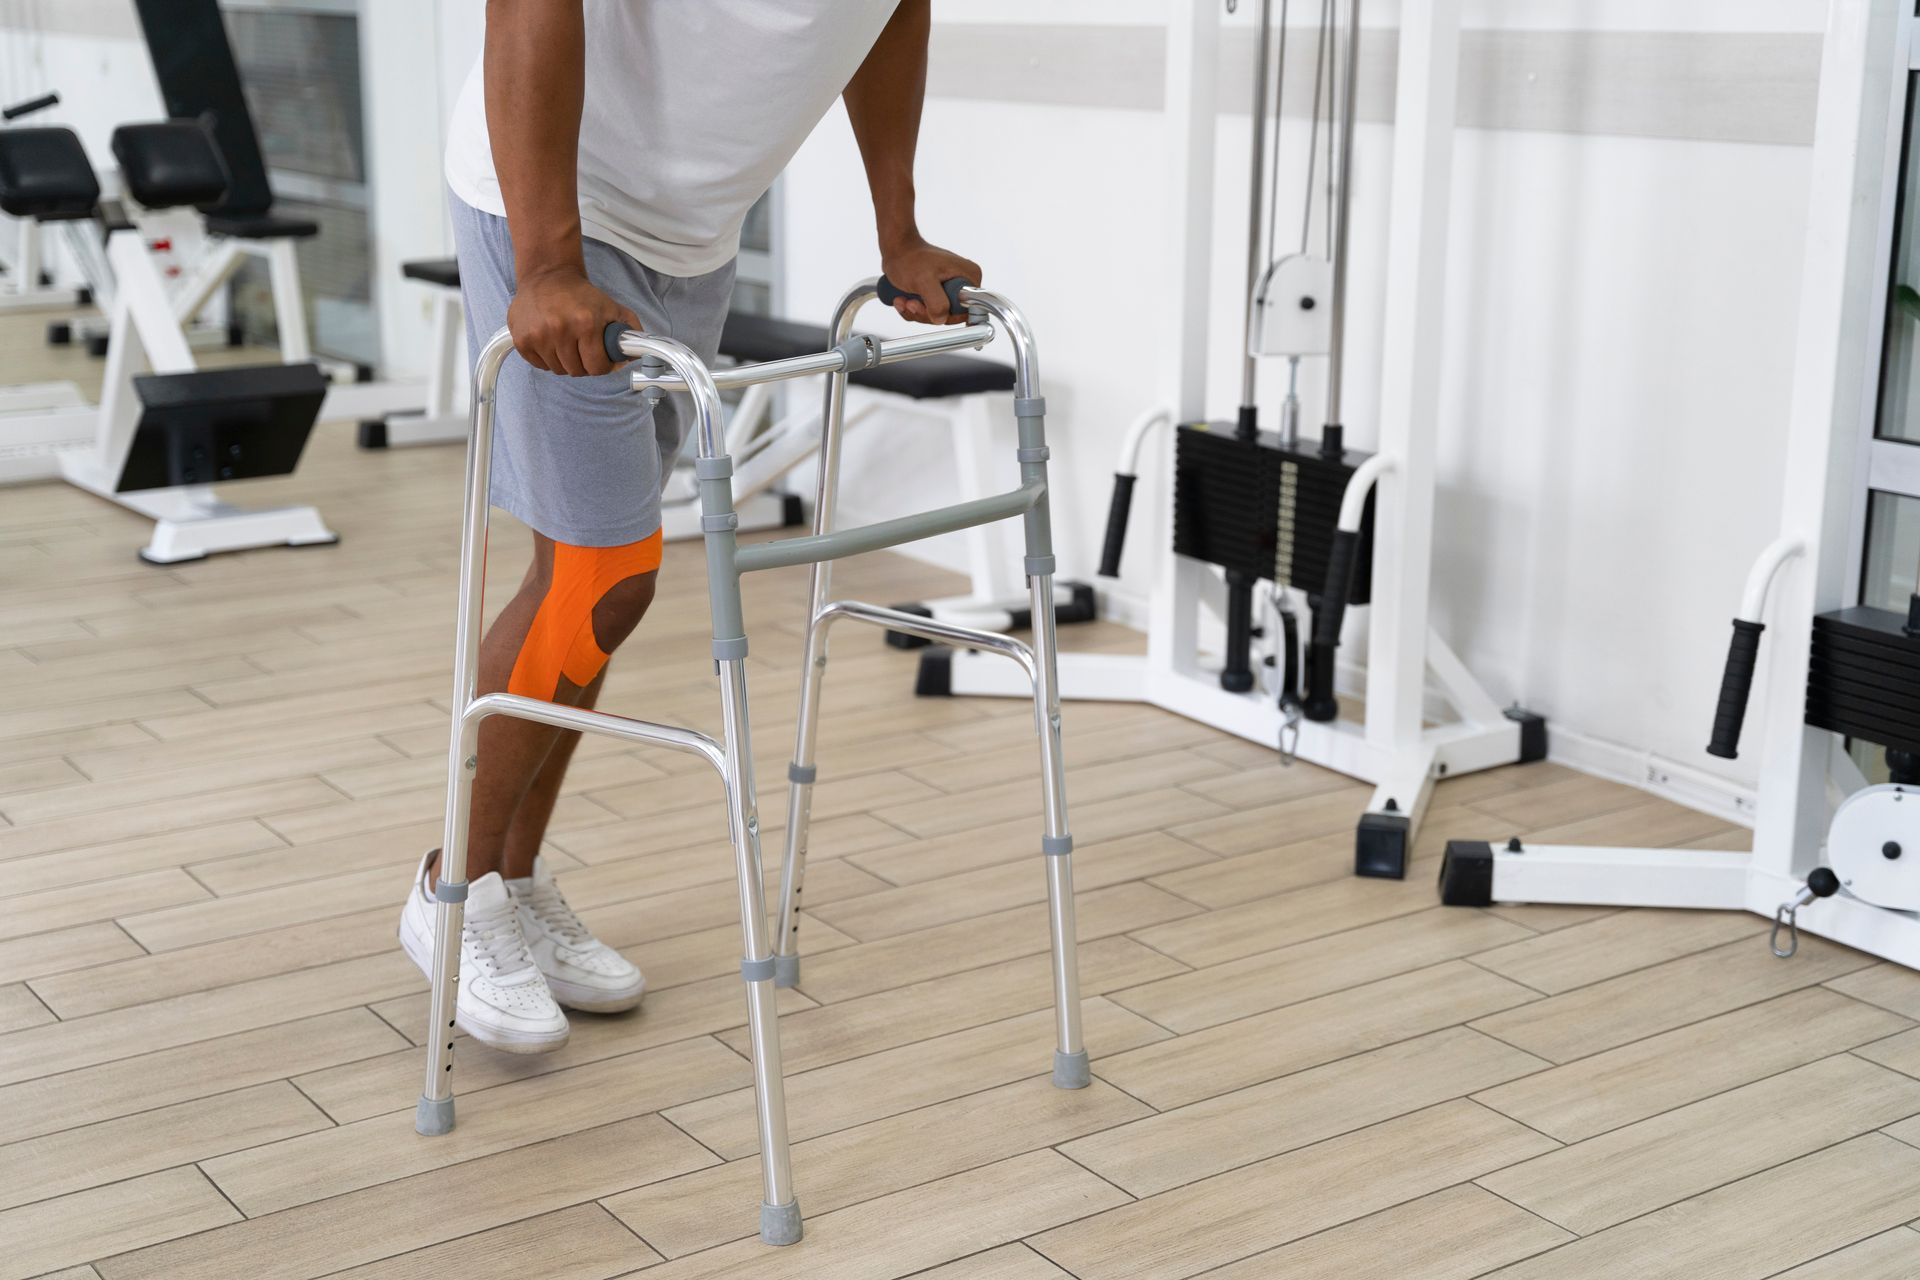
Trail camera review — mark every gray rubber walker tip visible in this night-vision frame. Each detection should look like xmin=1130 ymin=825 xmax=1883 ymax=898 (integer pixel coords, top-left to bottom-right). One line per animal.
xmin=415 ymin=1094 xmax=456 ymax=1135
xmin=761 ymin=1198 xmax=803 ymax=1246
xmin=1053 ymin=1050 xmax=1091 ymax=1089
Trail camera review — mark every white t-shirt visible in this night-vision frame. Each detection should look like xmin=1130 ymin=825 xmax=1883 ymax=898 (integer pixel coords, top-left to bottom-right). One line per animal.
xmin=446 ymin=1 xmax=901 ymax=277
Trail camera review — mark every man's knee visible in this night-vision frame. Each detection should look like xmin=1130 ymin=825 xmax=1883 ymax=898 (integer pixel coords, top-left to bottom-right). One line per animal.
xmin=508 ymin=532 xmax=663 ymax=699
xmin=591 ymin=572 xmax=656 ymax=655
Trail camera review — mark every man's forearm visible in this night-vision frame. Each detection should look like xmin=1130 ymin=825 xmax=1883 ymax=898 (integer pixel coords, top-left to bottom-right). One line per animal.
xmin=843 ymin=0 xmax=931 ymax=253
xmin=485 ymin=0 xmax=587 ymax=281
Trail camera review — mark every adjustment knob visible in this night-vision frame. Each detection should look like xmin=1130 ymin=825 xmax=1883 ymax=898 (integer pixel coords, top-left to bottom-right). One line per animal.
xmin=1807 ymin=867 xmax=1841 ymax=898
xmin=1886 ymin=841 xmax=1904 ymax=861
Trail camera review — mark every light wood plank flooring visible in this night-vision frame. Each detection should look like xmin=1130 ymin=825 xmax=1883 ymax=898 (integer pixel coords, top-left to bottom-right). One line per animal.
xmin=4 ymin=325 xmax=1920 ymax=1277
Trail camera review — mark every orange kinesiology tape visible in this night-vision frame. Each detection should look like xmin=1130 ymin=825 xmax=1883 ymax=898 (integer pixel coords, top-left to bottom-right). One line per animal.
xmin=507 ymin=532 xmax=663 ymax=699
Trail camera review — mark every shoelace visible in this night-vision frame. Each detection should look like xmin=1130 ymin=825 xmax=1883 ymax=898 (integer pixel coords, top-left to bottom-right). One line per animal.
xmin=516 ymin=881 xmax=594 ymax=947
xmin=465 ymin=900 xmax=536 ymax=976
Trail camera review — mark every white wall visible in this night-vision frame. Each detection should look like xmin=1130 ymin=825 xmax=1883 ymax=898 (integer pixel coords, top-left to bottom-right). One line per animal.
xmin=779 ymin=1 xmax=1827 ymax=805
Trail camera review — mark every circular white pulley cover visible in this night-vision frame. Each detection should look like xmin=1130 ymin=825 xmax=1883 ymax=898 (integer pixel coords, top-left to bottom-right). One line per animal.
xmin=1829 ymin=783 xmax=1920 ymax=911
xmin=1250 ymin=254 xmax=1333 ymax=359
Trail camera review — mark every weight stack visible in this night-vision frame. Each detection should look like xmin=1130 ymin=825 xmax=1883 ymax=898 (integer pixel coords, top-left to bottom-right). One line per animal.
xmin=1805 ymin=606 xmax=1920 ymax=754
xmin=1172 ymin=422 xmax=1376 ymax=598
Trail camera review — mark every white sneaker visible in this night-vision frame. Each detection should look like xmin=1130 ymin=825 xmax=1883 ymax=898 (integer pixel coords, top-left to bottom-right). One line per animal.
xmin=507 ymin=855 xmax=646 ymax=1013
xmin=398 ymin=851 xmax=570 ymax=1054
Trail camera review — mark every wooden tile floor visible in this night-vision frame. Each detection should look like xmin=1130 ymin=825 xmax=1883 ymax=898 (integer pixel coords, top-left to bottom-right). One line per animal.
xmin=5 ymin=325 xmax=1920 ymax=1276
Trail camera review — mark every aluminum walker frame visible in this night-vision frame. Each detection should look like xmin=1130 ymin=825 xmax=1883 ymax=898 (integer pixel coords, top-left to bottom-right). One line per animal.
xmin=414 ymin=278 xmax=1087 ymax=1248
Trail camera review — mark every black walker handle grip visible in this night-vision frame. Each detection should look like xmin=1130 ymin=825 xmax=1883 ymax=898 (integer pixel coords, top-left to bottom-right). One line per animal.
xmin=1302 ymin=528 xmax=1363 ymax=722
xmin=876 ymin=275 xmax=973 ymax=315
xmin=2 ymin=92 xmax=59 ymax=121
xmin=602 ymin=322 xmax=634 ymax=365
xmin=1098 ymin=474 xmax=1137 ymax=579
xmin=1707 ymin=618 xmax=1766 ymax=759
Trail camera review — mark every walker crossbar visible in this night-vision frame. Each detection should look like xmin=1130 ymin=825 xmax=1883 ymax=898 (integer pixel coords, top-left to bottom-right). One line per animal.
xmin=416 ymin=277 xmax=1084 ymax=1250
xmin=810 ymin=599 xmax=1039 ymax=683
xmin=461 ymin=692 xmax=728 ymax=774
xmin=628 ymin=321 xmax=994 ymax=393
xmin=734 ymin=481 xmax=1045 ymax=574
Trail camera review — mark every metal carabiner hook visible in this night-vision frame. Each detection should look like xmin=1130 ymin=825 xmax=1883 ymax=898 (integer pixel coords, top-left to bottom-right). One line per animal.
xmin=1769 ymin=868 xmax=1839 ymax=960
xmin=1279 ymin=701 xmax=1302 ymax=766
xmin=1770 ymin=902 xmax=1799 ymax=959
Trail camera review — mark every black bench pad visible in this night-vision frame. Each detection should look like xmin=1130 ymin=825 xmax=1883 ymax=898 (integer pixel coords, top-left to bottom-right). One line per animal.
xmin=720 ymin=311 xmax=1012 ymax=401
xmin=205 ymin=211 xmax=319 ymax=240
xmin=113 ymin=121 xmax=228 ymax=212
xmin=0 ymin=127 xmax=100 ymax=221
xmin=402 ymin=257 xmax=460 ymax=287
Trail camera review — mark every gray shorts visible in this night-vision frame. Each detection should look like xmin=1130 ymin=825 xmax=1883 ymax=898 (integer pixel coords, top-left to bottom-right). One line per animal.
xmin=449 ymin=192 xmax=737 ymax=547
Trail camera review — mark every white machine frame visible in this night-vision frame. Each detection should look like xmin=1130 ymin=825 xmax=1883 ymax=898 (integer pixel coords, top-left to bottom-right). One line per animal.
xmin=0 ymin=215 xmax=83 ymax=311
xmin=169 ymin=229 xmax=429 ymax=427
xmin=0 ymin=213 xmax=333 ymax=561
xmin=375 ymin=269 xmax=468 ymax=448
xmin=941 ymin=0 xmax=1524 ymax=873
xmin=1452 ymin=0 xmax=1920 ymax=970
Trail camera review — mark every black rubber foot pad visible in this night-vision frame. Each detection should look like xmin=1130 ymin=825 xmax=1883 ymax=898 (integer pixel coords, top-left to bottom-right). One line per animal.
xmin=1057 ymin=581 xmax=1098 ymax=626
xmin=886 ymin=603 xmax=935 ymax=650
xmin=357 ymin=420 xmax=389 ymax=449
xmin=1438 ymin=840 xmax=1496 ymax=906
xmin=916 ymin=646 xmax=953 ymax=697
xmin=1506 ymin=707 xmax=1549 ymax=764
xmin=1355 ymin=812 xmax=1410 ymax=879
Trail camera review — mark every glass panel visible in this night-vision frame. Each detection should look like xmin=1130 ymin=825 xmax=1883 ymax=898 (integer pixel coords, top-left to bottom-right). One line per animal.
xmin=1862 ymin=489 xmax=1920 ymax=611
xmin=1878 ymin=77 xmax=1920 ymax=443
xmin=222 ymin=9 xmax=373 ymax=365
xmin=224 ymin=10 xmax=366 ymax=185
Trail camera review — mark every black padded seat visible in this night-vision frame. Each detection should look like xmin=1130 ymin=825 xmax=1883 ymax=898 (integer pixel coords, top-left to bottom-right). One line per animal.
xmin=0 ymin=127 xmax=100 ymax=221
xmin=204 ymin=211 xmax=320 ymax=240
xmin=719 ymin=311 xmax=1013 ymax=401
xmin=112 ymin=121 xmax=228 ymax=212
xmin=402 ymin=257 xmax=460 ymax=287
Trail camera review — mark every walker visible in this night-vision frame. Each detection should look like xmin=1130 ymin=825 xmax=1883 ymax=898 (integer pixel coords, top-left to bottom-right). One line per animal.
xmin=414 ymin=277 xmax=1085 ymax=1247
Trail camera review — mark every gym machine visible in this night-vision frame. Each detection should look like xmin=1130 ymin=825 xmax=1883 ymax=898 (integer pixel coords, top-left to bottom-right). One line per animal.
xmin=0 ymin=92 xmax=90 ymax=313
xmin=924 ymin=0 xmax=1537 ymax=878
xmin=414 ymin=278 xmax=1084 ymax=1247
xmin=0 ymin=120 xmax=333 ymax=562
xmin=116 ymin=0 xmax=428 ymax=427
xmin=1439 ymin=0 xmax=1920 ymax=970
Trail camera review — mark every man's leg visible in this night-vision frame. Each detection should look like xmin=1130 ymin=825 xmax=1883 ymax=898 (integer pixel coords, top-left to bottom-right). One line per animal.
xmin=405 ymin=528 xmax=658 ymax=1039
xmin=498 ymin=666 xmax=605 ymax=879
xmin=460 ymin=532 xmax=658 ymax=884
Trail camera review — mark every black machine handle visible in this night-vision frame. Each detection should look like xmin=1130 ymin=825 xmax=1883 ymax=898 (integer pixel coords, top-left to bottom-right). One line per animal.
xmin=1706 ymin=618 xmax=1766 ymax=759
xmin=602 ymin=321 xmax=634 ymax=365
xmin=1301 ymin=528 xmax=1363 ymax=722
xmin=876 ymin=275 xmax=973 ymax=316
xmin=3 ymin=92 xmax=59 ymax=122
xmin=1098 ymin=473 xmax=1137 ymax=578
